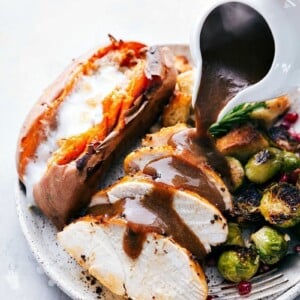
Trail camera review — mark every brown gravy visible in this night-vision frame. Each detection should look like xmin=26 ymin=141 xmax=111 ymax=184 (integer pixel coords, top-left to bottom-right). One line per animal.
xmin=123 ymin=227 xmax=147 ymax=259
xmin=88 ymin=184 xmax=207 ymax=259
xmin=141 ymin=186 xmax=207 ymax=258
xmin=143 ymin=154 xmax=225 ymax=211
xmin=168 ymin=128 xmax=232 ymax=188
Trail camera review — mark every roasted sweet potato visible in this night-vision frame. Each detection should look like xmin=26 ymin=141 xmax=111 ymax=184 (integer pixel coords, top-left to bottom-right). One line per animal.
xmin=17 ymin=38 xmax=177 ymax=229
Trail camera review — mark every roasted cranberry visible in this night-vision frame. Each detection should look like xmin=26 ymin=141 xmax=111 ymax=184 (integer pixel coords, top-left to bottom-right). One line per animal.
xmin=281 ymin=120 xmax=292 ymax=129
xmin=289 ymin=130 xmax=300 ymax=142
xmin=284 ymin=112 xmax=299 ymax=124
xmin=238 ymin=281 xmax=252 ymax=295
xmin=279 ymin=173 xmax=289 ymax=182
xmin=294 ymin=244 xmax=300 ymax=253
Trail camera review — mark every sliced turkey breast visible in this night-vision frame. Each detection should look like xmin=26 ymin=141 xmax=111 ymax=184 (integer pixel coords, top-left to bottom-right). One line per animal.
xmin=58 ymin=218 xmax=208 ymax=300
xmin=124 ymin=146 xmax=232 ymax=211
xmin=89 ymin=177 xmax=228 ymax=256
xmin=142 ymin=125 xmax=232 ymax=179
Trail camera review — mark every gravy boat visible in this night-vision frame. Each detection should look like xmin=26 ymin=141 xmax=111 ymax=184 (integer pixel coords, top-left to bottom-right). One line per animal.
xmin=190 ymin=0 xmax=300 ymax=120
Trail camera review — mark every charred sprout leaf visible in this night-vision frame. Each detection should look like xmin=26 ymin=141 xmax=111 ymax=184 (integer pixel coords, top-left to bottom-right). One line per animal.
xmin=245 ymin=148 xmax=282 ymax=184
xmin=260 ymin=182 xmax=300 ymax=228
xmin=225 ymin=223 xmax=245 ymax=247
xmin=226 ymin=157 xmax=244 ymax=191
xmin=251 ymin=226 xmax=289 ymax=265
xmin=233 ymin=184 xmax=263 ymax=222
xmin=217 ymin=247 xmax=260 ymax=283
xmin=209 ymin=102 xmax=267 ymax=137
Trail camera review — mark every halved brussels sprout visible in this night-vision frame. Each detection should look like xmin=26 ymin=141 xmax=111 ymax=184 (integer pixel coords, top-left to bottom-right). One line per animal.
xmin=251 ymin=226 xmax=289 ymax=265
xmin=233 ymin=184 xmax=262 ymax=222
xmin=260 ymin=182 xmax=300 ymax=228
xmin=245 ymin=147 xmax=282 ymax=184
xmin=225 ymin=223 xmax=245 ymax=247
xmin=217 ymin=247 xmax=260 ymax=283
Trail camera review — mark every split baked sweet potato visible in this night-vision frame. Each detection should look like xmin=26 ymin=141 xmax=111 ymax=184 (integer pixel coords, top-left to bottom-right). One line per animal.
xmin=17 ymin=37 xmax=177 ymax=229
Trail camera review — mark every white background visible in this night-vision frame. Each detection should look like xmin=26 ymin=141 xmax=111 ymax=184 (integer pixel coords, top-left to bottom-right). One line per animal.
xmin=0 ymin=0 xmax=208 ymax=299
xmin=1 ymin=0 xmax=300 ymax=299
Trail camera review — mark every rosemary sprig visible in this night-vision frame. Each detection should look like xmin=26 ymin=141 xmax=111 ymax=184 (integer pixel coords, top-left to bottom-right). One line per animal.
xmin=209 ymin=101 xmax=267 ymax=137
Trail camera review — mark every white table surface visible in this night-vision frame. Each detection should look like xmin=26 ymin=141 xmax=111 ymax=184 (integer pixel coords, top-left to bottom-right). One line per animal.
xmin=0 ymin=0 xmax=208 ymax=299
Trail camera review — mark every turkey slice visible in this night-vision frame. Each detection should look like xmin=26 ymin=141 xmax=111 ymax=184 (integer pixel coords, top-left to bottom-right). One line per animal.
xmin=89 ymin=177 xmax=228 ymax=255
xmin=58 ymin=218 xmax=208 ymax=300
xmin=124 ymin=146 xmax=232 ymax=212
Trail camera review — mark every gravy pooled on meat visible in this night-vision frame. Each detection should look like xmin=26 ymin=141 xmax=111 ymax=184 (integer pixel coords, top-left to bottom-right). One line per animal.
xmin=88 ymin=184 xmax=207 ymax=259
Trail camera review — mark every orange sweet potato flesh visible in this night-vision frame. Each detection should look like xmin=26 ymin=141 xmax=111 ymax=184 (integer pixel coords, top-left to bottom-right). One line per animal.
xmin=18 ymin=39 xmax=146 ymax=178
xmin=17 ymin=39 xmax=177 ymax=229
xmin=51 ymin=60 xmax=148 ymax=166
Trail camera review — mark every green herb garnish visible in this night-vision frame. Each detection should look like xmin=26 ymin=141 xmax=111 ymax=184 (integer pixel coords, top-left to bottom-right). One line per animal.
xmin=209 ymin=102 xmax=267 ymax=137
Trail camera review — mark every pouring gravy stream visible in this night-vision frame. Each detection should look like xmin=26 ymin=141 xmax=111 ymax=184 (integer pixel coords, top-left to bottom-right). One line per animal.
xmin=194 ymin=2 xmax=274 ymax=180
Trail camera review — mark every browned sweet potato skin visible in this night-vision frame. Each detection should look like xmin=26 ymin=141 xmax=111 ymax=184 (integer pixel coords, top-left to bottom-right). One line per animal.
xmin=17 ymin=43 xmax=177 ymax=229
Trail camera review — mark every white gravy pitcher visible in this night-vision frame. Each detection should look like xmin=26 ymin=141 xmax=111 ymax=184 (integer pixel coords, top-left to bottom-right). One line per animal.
xmin=190 ymin=0 xmax=300 ymax=120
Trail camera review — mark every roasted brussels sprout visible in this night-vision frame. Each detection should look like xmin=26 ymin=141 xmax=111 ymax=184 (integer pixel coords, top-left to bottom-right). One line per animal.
xmin=282 ymin=151 xmax=300 ymax=172
xmin=260 ymin=182 xmax=300 ymax=228
xmin=268 ymin=125 xmax=299 ymax=152
xmin=245 ymin=147 xmax=282 ymax=184
xmin=217 ymin=247 xmax=260 ymax=283
xmin=226 ymin=156 xmax=244 ymax=190
xmin=225 ymin=223 xmax=245 ymax=247
xmin=233 ymin=184 xmax=262 ymax=222
xmin=251 ymin=226 xmax=289 ymax=265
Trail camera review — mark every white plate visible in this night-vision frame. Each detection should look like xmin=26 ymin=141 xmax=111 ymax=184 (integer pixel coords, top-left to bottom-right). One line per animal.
xmin=16 ymin=44 xmax=300 ymax=300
